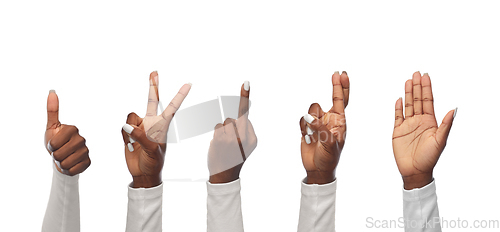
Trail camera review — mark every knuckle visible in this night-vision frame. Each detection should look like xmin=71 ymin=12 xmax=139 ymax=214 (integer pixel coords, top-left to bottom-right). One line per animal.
xmin=308 ymin=103 xmax=320 ymax=110
xmin=77 ymin=136 xmax=86 ymax=146
xmin=60 ymin=162 xmax=70 ymax=170
xmin=68 ymin=125 xmax=79 ymax=134
xmin=168 ymin=102 xmax=178 ymax=110
xmin=127 ymin=112 xmax=138 ymax=121
xmin=251 ymin=137 xmax=258 ymax=146
xmin=52 ymin=151 xmax=64 ymax=161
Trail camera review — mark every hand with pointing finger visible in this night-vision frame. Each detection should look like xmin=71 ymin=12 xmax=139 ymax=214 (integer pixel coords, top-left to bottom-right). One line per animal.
xmin=208 ymin=81 xmax=257 ymax=184
xmin=393 ymin=72 xmax=456 ymax=190
xmin=121 ymin=71 xmax=191 ymax=188
xmin=299 ymin=71 xmax=350 ymax=184
xmin=44 ymin=90 xmax=91 ymax=176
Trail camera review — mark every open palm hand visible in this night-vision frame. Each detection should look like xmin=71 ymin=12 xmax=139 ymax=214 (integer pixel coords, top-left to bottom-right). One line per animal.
xmin=393 ymin=72 xmax=456 ymax=189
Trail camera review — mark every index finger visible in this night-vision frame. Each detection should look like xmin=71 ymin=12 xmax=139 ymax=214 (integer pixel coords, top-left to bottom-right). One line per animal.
xmin=238 ymin=81 xmax=250 ymax=119
xmin=340 ymin=71 xmax=350 ymax=108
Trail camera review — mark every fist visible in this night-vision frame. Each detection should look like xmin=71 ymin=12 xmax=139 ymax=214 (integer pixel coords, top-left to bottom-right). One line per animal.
xmin=45 ymin=90 xmax=90 ymax=176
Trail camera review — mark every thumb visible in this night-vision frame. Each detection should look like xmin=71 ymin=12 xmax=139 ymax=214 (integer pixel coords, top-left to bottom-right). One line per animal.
xmin=435 ymin=108 xmax=457 ymax=148
xmin=47 ymin=90 xmax=60 ymax=130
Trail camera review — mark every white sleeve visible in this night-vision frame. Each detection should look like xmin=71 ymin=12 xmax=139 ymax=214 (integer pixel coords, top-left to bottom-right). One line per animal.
xmin=206 ymin=179 xmax=244 ymax=232
xmin=297 ymin=178 xmax=337 ymax=232
xmin=125 ymin=183 xmax=163 ymax=232
xmin=42 ymin=164 xmax=81 ymax=232
xmin=403 ymin=180 xmax=441 ymax=232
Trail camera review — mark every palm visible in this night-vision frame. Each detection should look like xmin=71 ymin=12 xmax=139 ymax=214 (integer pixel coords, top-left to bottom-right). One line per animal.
xmin=393 ymin=114 xmax=440 ymax=177
xmin=302 ymin=112 xmax=345 ymax=172
xmin=124 ymin=121 xmax=165 ymax=177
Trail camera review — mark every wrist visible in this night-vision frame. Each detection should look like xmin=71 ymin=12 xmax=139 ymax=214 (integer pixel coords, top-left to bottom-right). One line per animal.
xmin=209 ymin=175 xmax=239 ymax=184
xmin=132 ymin=174 xmax=162 ymax=188
xmin=402 ymin=172 xmax=433 ymax=190
xmin=209 ymin=164 xmax=242 ymax=184
xmin=305 ymin=170 xmax=336 ymax=185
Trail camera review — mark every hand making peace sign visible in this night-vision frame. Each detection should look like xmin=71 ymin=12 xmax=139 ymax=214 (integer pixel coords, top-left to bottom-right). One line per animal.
xmin=121 ymin=71 xmax=191 ymax=188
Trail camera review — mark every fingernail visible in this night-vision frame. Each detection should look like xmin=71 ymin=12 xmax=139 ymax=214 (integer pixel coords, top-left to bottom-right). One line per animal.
xmin=54 ymin=158 xmax=62 ymax=170
xmin=47 ymin=141 xmax=53 ymax=152
xmin=187 ymin=82 xmax=192 ymax=87
xmin=334 ymin=71 xmax=340 ymax=75
xmin=305 ymin=135 xmax=311 ymax=144
xmin=122 ymin=124 xmax=134 ymax=134
xmin=62 ymin=169 xmax=70 ymax=175
xmin=244 ymin=81 xmax=250 ymax=91
xmin=423 ymin=73 xmax=429 ymax=76
xmin=49 ymin=89 xmax=56 ymax=94
xmin=129 ymin=137 xmax=136 ymax=144
xmin=307 ymin=126 xmax=313 ymax=135
xmin=453 ymin=107 xmax=458 ymax=118
xmin=342 ymin=71 xmax=347 ymax=75
xmin=304 ymin=114 xmax=315 ymax=124
xmin=127 ymin=143 xmax=134 ymax=152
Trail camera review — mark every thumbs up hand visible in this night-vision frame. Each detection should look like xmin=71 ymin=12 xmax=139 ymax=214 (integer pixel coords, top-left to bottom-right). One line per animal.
xmin=44 ymin=90 xmax=91 ymax=176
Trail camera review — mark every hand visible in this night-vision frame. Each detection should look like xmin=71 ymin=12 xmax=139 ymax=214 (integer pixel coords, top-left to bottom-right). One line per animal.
xmin=299 ymin=71 xmax=350 ymax=185
xmin=393 ymin=72 xmax=456 ymax=190
xmin=121 ymin=71 xmax=191 ymax=188
xmin=45 ymin=90 xmax=91 ymax=176
xmin=208 ymin=81 xmax=257 ymax=184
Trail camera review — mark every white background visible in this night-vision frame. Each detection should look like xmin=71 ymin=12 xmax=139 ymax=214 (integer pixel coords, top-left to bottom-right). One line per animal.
xmin=0 ymin=1 xmax=499 ymax=231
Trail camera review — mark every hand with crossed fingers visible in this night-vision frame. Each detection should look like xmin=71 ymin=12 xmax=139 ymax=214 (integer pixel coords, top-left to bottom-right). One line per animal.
xmin=299 ymin=71 xmax=350 ymax=185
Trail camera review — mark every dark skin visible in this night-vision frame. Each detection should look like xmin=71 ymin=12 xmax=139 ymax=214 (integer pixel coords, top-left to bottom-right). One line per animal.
xmin=208 ymin=82 xmax=257 ymax=184
xmin=45 ymin=91 xmax=91 ymax=176
xmin=392 ymin=72 xmax=456 ymax=190
xmin=121 ymin=71 xmax=191 ymax=188
xmin=299 ymin=71 xmax=350 ymax=185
